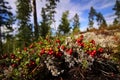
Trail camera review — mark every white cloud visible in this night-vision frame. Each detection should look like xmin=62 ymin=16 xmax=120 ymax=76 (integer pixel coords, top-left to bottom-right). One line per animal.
xmin=95 ymin=0 xmax=115 ymax=9
xmin=54 ymin=0 xmax=85 ymax=30
xmin=35 ymin=0 xmax=46 ymax=22
xmin=104 ymin=12 xmax=116 ymax=25
xmin=77 ymin=0 xmax=115 ymax=11
xmin=78 ymin=0 xmax=96 ymax=11
xmin=7 ymin=0 xmax=17 ymax=15
xmin=99 ymin=2 xmax=114 ymax=9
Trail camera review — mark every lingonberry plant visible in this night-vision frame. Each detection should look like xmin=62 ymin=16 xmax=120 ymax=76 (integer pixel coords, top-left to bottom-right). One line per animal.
xmin=0 ymin=35 xmax=120 ymax=80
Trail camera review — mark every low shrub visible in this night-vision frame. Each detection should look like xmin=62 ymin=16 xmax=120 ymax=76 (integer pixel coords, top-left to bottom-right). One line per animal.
xmin=0 ymin=35 xmax=120 ymax=80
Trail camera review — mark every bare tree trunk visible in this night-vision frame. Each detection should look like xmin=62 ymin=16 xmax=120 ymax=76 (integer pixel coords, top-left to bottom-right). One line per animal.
xmin=32 ymin=0 xmax=38 ymax=40
xmin=0 ymin=26 xmax=3 ymax=54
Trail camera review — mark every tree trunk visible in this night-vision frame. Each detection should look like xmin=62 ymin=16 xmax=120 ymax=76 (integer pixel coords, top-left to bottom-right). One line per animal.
xmin=32 ymin=0 xmax=38 ymax=40
xmin=0 ymin=26 xmax=3 ymax=54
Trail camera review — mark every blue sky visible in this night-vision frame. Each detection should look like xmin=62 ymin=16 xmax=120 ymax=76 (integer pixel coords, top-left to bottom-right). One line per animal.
xmin=7 ymin=0 xmax=116 ymax=32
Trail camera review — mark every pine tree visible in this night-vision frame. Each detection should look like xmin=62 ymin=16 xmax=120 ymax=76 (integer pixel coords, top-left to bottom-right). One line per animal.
xmin=72 ymin=13 xmax=80 ymax=34
xmin=45 ymin=0 xmax=60 ymax=24
xmin=113 ymin=18 xmax=119 ymax=26
xmin=58 ymin=11 xmax=70 ymax=35
xmin=3 ymin=34 xmax=14 ymax=53
xmin=0 ymin=0 xmax=13 ymax=54
xmin=16 ymin=0 xmax=33 ymax=49
xmin=96 ymin=12 xmax=107 ymax=29
xmin=43 ymin=0 xmax=60 ymax=36
xmin=88 ymin=6 xmax=97 ymax=28
xmin=96 ymin=12 xmax=103 ymax=25
xmin=32 ymin=0 xmax=59 ymax=39
xmin=39 ymin=8 xmax=50 ymax=38
xmin=113 ymin=0 xmax=120 ymax=24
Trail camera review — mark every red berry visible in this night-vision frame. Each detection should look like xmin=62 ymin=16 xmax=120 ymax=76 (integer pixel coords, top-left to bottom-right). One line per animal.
xmin=56 ymin=51 xmax=62 ymax=57
xmin=86 ymin=50 xmax=91 ymax=54
xmin=90 ymin=40 xmax=95 ymax=45
xmin=38 ymin=41 xmax=43 ymax=45
xmin=40 ymin=49 xmax=45 ymax=55
xmin=61 ymin=45 xmax=65 ymax=50
xmin=78 ymin=42 xmax=84 ymax=47
xmin=11 ymin=63 xmax=17 ymax=68
xmin=98 ymin=48 xmax=104 ymax=53
xmin=90 ymin=50 xmax=96 ymax=57
xmin=24 ymin=47 xmax=27 ymax=51
xmin=67 ymin=48 xmax=73 ymax=55
xmin=76 ymin=38 xmax=82 ymax=43
xmin=48 ymin=48 xmax=54 ymax=55
xmin=30 ymin=60 xmax=35 ymax=65
xmin=80 ymin=35 xmax=84 ymax=38
xmin=2 ymin=54 xmax=8 ymax=59
xmin=10 ymin=54 xmax=15 ymax=59
xmin=93 ymin=50 xmax=96 ymax=53
xmin=56 ymin=39 xmax=61 ymax=43
xmin=48 ymin=51 xmax=54 ymax=55
xmin=57 ymin=45 xmax=60 ymax=49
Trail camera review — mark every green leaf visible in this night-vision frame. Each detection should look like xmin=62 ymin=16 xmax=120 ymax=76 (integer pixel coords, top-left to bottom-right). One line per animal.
xmin=36 ymin=58 xmax=40 ymax=65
